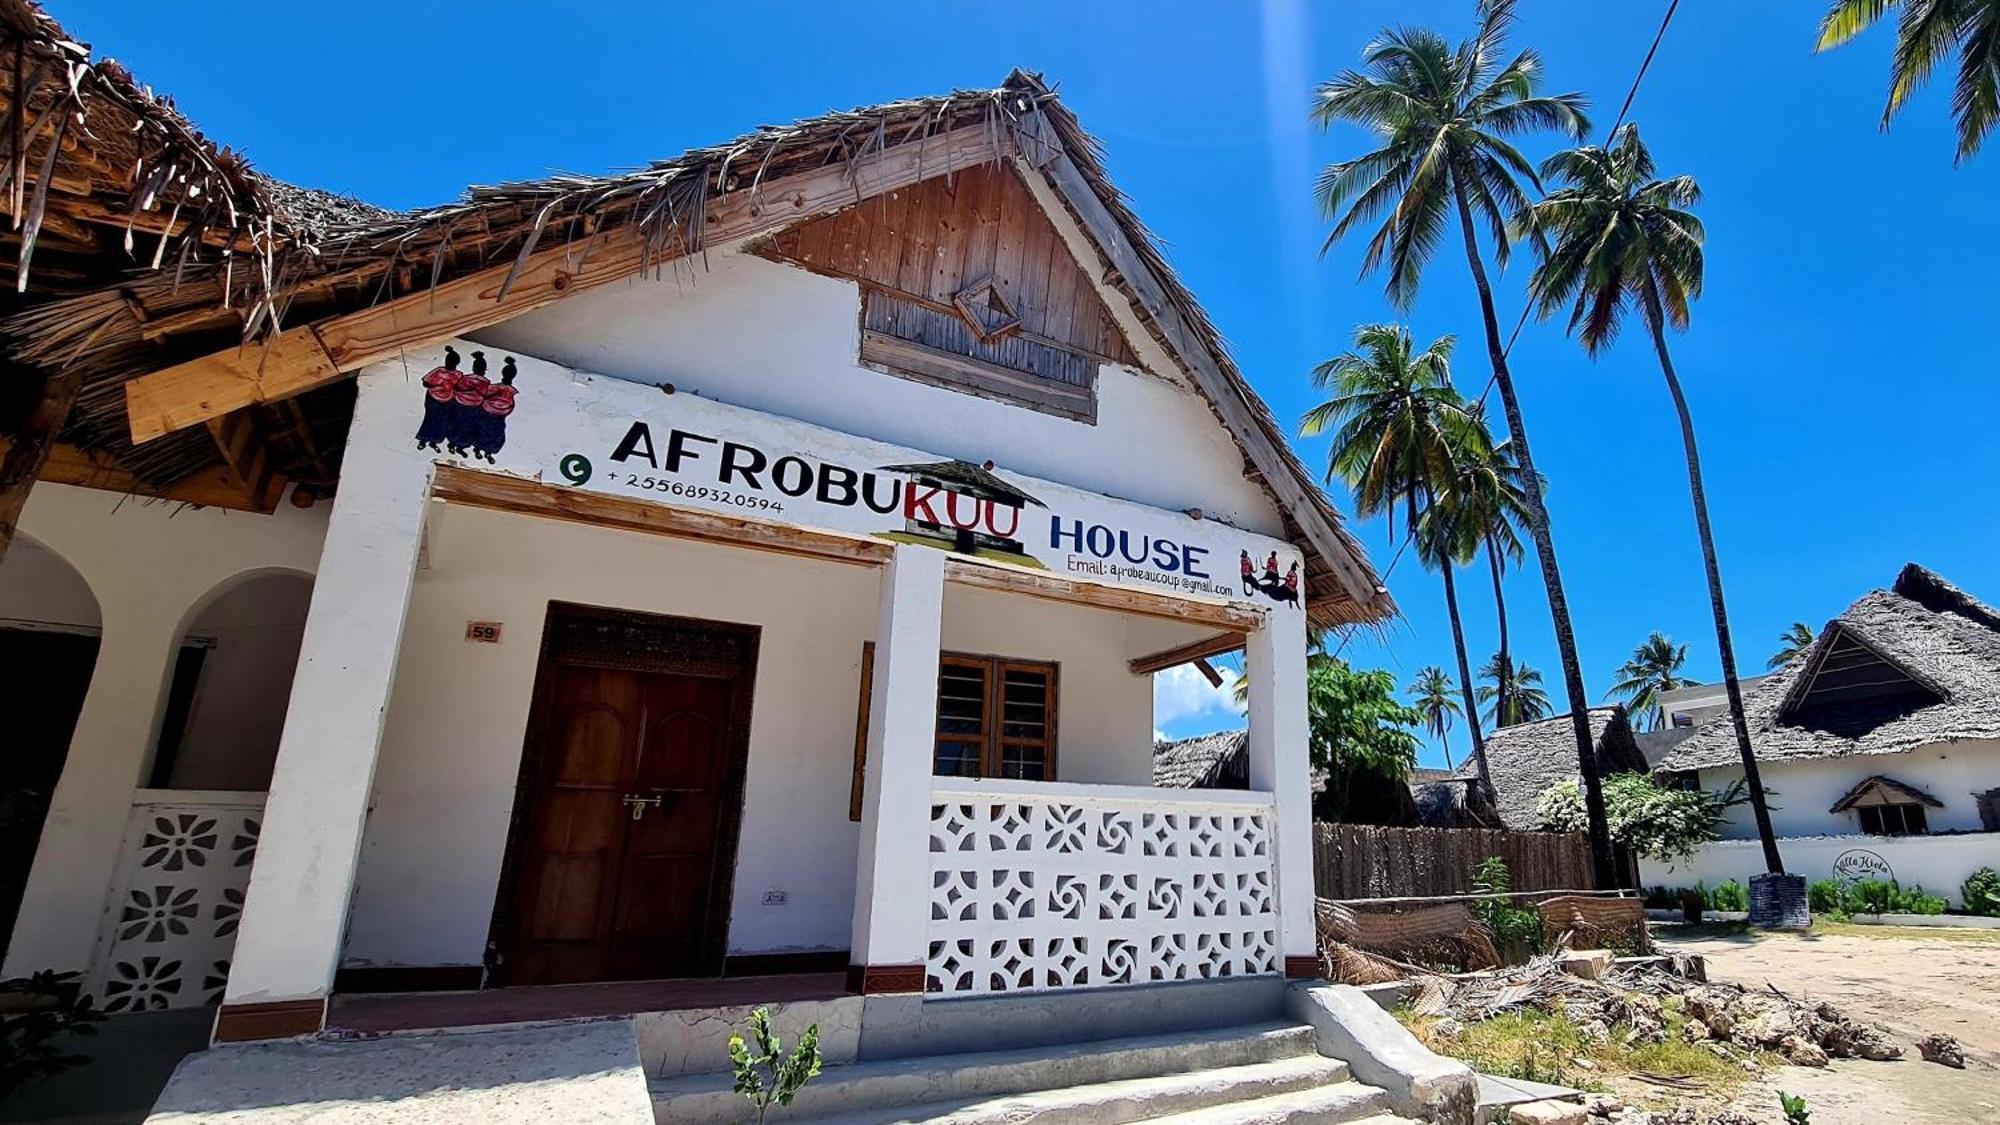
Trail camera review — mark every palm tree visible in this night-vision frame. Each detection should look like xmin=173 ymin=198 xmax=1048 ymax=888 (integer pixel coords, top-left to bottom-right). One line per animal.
xmin=1608 ymin=633 xmax=1700 ymax=731
xmin=1301 ymin=323 xmax=1491 ymax=772
xmin=1478 ymin=652 xmax=1551 ymax=727
xmin=1311 ymin=0 xmax=1617 ymax=883
xmin=1522 ymin=123 xmax=1786 ymax=875
xmin=1816 ymin=0 xmax=2000 ymax=162
xmin=1768 ymin=622 xmax=1817 ymax=670
xmin=1451 ymin=429 xmax=1529 ymax=731
xmin=1414 ymin=492 xmax=1492 ymax=789
xmin=1408 ymin=666 xmax=1463 ymax=770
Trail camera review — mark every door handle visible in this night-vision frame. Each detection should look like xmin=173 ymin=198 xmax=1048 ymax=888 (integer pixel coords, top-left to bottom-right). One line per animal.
xmin=621 ymin=793 xmax=663 ymax=821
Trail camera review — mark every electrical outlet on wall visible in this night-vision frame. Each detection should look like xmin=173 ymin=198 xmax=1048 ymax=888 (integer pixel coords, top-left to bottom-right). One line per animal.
xmin=762 ymin=889 xmax=787 ymax=906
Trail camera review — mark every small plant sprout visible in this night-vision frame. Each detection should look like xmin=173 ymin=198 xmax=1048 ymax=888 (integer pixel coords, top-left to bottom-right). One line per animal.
xmin=1780 ymin=1089 xmax=1811 ymax=1124
xmin=728 ymin=1006 xmax=822 ymax=1124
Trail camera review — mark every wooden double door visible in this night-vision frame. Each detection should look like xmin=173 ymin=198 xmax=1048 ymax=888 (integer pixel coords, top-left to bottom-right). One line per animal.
xmin=494 ymin=605 xmax=757 ymax=986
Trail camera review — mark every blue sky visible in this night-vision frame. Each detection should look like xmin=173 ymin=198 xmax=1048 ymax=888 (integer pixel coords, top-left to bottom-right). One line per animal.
xmin=60 ymin=1 xmax=1997 ymax=767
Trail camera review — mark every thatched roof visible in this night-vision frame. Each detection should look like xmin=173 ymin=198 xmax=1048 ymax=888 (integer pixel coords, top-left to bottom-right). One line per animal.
xmin=1152 ymin=730 xmax=1248 ymax=789
xmin=1480 ymin=706 xmax=1647 ymax=829
xmin=1657 ymin=564 xmax=2000 ymax=772
xmin=0 ymin=0 xmax=297 ymax=301
xmin=0 ymin=63 xmax=1388 ymax=625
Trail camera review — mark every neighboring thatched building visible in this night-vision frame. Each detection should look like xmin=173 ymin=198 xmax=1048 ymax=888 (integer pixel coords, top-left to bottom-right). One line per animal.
xmin=1656 ymin=564 xmax=2000 ymax=835
xmin=1645 ymin=564 xmax=2000 ymax=907
xmin=1152 ymin=730 xmax=1250 ymax=790
xmin=1477 ymin=706 xmax=1648 ymax=829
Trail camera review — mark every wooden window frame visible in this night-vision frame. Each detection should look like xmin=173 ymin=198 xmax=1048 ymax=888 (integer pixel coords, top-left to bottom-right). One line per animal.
xmin=848 ymin=642 xmax=875 ymax=822
xmin=849 ymin=648 xmax=1062 ymax=811
xmin=933 ymin=651 xmax=1059 ymax=782
xmin=858 ymin=287 xmax=1099 ymax=425
xmin=1857 ymin=802 xmax=1929 ymax=837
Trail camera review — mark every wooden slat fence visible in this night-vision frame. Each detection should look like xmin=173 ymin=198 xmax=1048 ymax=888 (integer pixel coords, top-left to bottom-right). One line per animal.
xmin=1312 ymin=823 xmax=1599 ymax=901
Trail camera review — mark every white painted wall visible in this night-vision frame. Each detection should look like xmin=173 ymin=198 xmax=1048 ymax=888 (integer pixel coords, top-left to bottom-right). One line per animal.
xmin=472 ymin=248 xmax=1286 ymax=538
xmin=1 ymin=484 xmax=327 ymax=976
xmin=1698 ymin=743 xmax=1999 ymax=838
xmin=0 ymin=536 xmax=100 ymax=630
xmin=341 ymin=501 xmax=1167 ymax=970
xmin=169 ymin=573 xmax=313 ymax=791
xmin=1641 ymin=833 xmax=1998 ymax=908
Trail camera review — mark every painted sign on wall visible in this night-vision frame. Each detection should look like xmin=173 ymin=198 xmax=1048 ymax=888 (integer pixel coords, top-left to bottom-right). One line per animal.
xmin=383 ymin=343 xmax=1304 ymax=617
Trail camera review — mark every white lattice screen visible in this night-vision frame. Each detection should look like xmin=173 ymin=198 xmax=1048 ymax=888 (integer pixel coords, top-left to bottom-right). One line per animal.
xmin=926 ymin=781 xmax=1279 ymax=996
xmin=84 ymin=792 xmax=263 ymax=1012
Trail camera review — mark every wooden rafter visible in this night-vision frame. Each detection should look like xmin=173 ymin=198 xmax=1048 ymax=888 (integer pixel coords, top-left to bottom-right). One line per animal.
xmin=0 ymin=436 xmax=283 ymax=513
xmin=123 ymin=126 xmax=1003 ymax=445
xmin=1128 ymin=629 xmax=1246 ymax=676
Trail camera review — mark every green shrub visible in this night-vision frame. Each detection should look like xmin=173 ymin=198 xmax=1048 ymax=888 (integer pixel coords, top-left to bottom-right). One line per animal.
xmin=1891 ymin=883 xmax=1946 ymax=915
xmin=1781 ymin=1090 xmax=1811 ymax=1125
xmin=1538 ymin=775 xmax=1744 ymax=864
xmin=728 ymin=1007 xmax=821 ymax=1125
xmin=1963 ymin=868 xmax=2000 ymax=917
xmin=1845 ymin=879 xmax=1895 ymax=915
xmin=1834 ymin=878 xmax=1947 ymax=916
xmin=1807 ymin=879 xmax=1845 ymax=915
xmin=1707 ymin=879 xmax=1749 ymax=912
xmin=1472 ymin=856 xmax=1542 ymax=960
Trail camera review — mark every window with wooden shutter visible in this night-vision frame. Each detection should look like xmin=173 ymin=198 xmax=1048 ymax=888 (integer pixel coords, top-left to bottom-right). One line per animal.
xmin=932 ymin=653 xmax=1057 ymax=781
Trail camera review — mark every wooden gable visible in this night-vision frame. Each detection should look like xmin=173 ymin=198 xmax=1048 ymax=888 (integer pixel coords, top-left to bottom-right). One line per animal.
xmin=754 ymin=162 xmax=1142 ymax=421
xmin=1780 ymin=623 xmax=1947 ymax=724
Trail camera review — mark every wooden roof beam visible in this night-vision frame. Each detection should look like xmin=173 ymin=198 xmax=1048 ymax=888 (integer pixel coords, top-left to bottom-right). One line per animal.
xmin=1129 ymin=629 xmax=1245 ymax=676
xmin=123 ymin=125 xmax=1004 ymax=445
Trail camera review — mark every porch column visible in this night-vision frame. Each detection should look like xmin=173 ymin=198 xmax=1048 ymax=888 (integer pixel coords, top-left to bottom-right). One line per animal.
xmin=848 ymin=544 xmax=945 ymax=993
xmin=1244 ymin=610 xmax=1318 ymax=978
xmin=217 ymin=371 xmax=431 ymax=1040
xmin=0 ymin=597 xmax=181 ymax=976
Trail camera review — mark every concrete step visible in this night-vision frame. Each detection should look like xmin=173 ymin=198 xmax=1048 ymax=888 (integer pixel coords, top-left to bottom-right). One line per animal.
xmin=649 ymin=1021 xmax=1315 ymax=1124
xmin=803 ymin=1054 xmax=1351 ymax=1124
xmin=1138 ymin=1081 xmax=1397 ymax=1125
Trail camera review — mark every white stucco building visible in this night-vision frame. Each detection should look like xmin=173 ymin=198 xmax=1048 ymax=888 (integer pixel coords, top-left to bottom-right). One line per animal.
xmin=0 ymin=75 xmax=1393 ymax=1049
xmin=1645 ymin=565 xmax=2000 ymax=905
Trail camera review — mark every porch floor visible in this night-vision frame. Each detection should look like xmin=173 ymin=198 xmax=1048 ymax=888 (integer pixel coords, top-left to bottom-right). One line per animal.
xmin=328 ymin=972 xmax=850 ymax=1034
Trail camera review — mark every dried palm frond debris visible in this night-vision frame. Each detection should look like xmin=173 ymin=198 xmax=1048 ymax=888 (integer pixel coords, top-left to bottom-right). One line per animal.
xmin=1317 ymin=898 xmax=1503 ymax=979
xmin=1403 ymin=954 xmax=1904 ymax=1070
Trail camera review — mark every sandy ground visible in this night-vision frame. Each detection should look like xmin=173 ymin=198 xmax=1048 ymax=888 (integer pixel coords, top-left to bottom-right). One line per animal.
xmin=1666 ymin=927 xmax=2000 ymax=1064
xmin=1658 ymin=926 xmax=2000 ymax=1124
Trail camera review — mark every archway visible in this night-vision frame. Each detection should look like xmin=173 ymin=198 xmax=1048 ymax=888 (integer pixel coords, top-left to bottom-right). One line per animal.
xmin=0 ymin=535 xmax=102 ymax=963
xmin=148 ymin=571 xmax=314 ymax=792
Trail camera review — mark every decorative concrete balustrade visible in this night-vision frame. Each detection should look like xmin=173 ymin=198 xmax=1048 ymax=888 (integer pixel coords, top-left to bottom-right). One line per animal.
xmin=925 ymin=780 xmax=1281 ymax=996
xmin=85 ymin=791 xmax=264 ymax=1012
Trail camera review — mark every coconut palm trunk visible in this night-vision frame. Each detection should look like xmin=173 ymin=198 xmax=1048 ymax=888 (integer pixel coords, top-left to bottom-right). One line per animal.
xmin=1437 ymin=556 xmax=1487 ymax=782
xmin=1647 ymin=322 xmax=1784 ymax=874
xmin=1486 ymin=533 xmax=1511 ymax=737
xmin=1450 ymin=176 xmax=1616 ymax=885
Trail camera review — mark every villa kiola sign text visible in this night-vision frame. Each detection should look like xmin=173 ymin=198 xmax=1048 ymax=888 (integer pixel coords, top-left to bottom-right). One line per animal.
xmin=390 ymin=345 xmax=1305 ymax=616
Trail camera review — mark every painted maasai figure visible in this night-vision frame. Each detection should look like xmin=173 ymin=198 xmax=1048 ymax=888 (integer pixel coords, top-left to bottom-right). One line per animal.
xmin=1264 ymin=551 xmax=1280 ymax=585
xmin=1240 ymin=550 xmax=1256 ymax=596
xmin=445 ymin=351 xmax=493 ymax=457
xmin=1284 ymin=563 xmax=1300 ymax=601
xmin=471 ymin=357 xmax=518 ymax=462
xmin=415 ymin=346 xmax=463 ymax=451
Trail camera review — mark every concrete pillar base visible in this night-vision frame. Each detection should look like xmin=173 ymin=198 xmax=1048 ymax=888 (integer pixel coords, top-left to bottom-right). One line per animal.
xmin=1749 ymin=872 xmax=1810 ymax=930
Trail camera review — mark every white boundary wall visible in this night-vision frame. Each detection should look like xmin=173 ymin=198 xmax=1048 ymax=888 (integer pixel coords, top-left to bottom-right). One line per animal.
xmin=1641 ymin=832 xmax=1998 ymax=907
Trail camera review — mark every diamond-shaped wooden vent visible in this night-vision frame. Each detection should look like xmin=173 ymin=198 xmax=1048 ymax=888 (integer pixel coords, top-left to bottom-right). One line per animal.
xmin=951 ymin=279 xmax=1022 ymax=344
